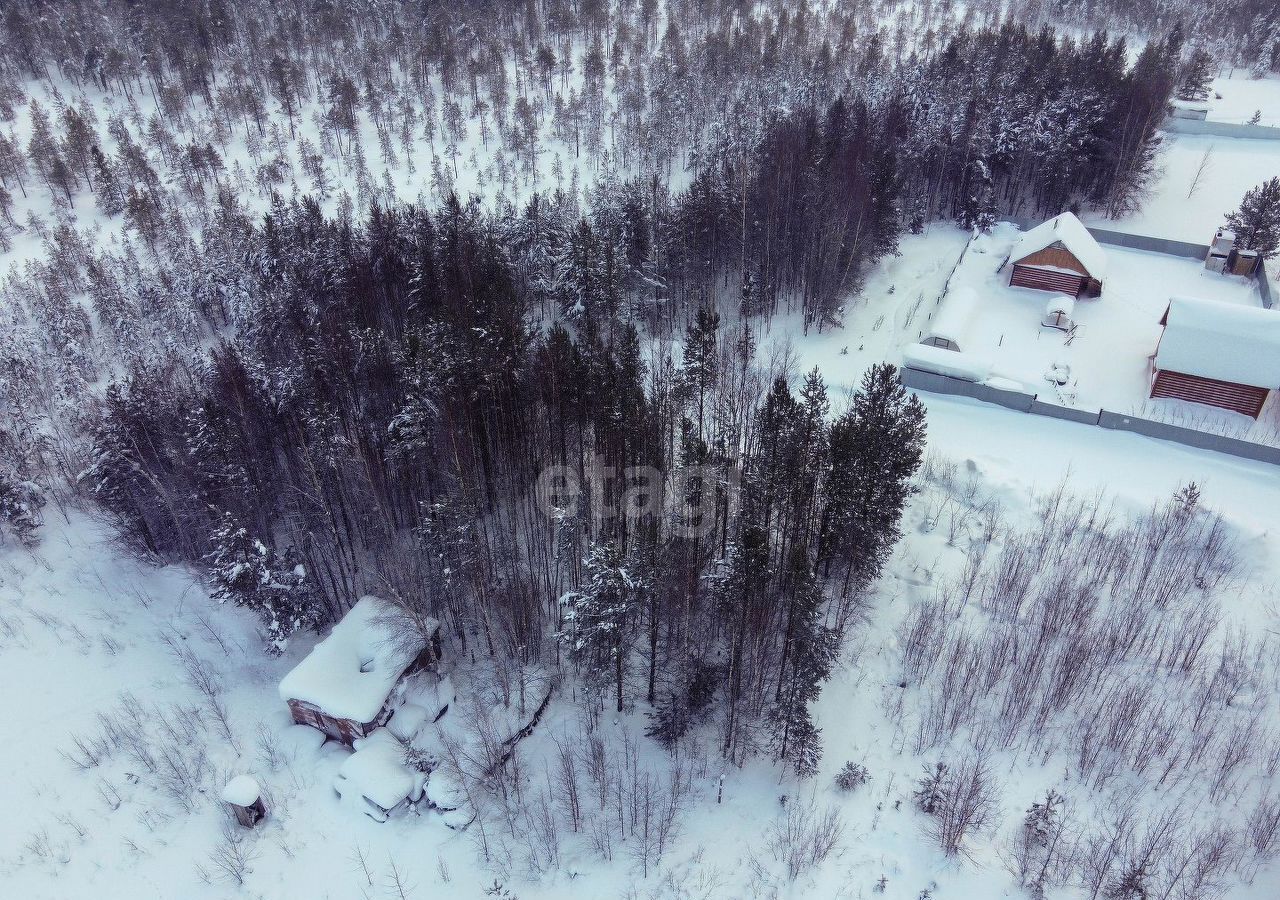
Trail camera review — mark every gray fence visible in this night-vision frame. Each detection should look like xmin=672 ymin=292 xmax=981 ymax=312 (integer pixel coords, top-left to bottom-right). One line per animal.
xmin=1258 ymin=261 xmax=1274 ymax=309
xmin=1081 ymin=227 xmax=1209 ymax=260
xmin=897 ymin=365 xmax=1035 ymax=411
xmin=1097 ymin=411 xmax=1280 ymax=464
xmin=900 ymin=366 xmax=1280 ymax=466
xmin=1162 ymin=117 xmax=1280 ymax=140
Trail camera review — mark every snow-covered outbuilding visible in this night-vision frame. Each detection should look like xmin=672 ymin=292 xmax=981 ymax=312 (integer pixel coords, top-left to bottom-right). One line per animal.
xmin=924 ymin=287 xmax=978 ymax=351
xmin=1007 ymin=213 xmax=1107 ymax=297
xmin=1041 ymin=295 xmax=1076 ymax=331
xmin=279 ymin=596 xmax=442 ymax=744
xmin=222 ymin=775 xmax=266 ymax=827
xmin=1151 ymin=296 xmax=1280 ymax=417
xmin=333 ymin=728 xmax=426 ymax=822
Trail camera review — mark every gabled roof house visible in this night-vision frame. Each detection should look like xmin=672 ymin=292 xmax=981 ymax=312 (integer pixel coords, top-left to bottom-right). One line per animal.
xmin=1008 ymin=213 xmax=1107 ymax=297
xmin=1150 ymin=295 xmax=1280 ymax=418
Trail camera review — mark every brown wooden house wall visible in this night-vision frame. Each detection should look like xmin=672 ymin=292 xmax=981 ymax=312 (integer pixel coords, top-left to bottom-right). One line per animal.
xmin=1010 ymin=264 xmax=1089 ymax=296
xmin=286 ymin=697 xmax=402 ymax=745
xmin=1150 ymin=369 xmax=1269 ymax=418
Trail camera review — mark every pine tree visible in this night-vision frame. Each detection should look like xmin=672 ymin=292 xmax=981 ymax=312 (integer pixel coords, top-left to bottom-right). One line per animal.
xmin=767 ymin=553 xmax=836 ymax=776
xmin=559 ymin=542 xmax=643 ymax=712
xmin=716 ymin=522 xmax=771 ymax=758
xmin=1226 ymin=177 xmax=1280 ymax=258
xmin=914 ymin=762 xmax=949 ymax=814
xmin=818 ymin=364 xmax=926 ymax=602
xmin=0 ymin=466 xmax=45 ymax=547
xmin=680 ymin=304 xmax=720 ymax=439
xmin=1177 ymin=48 xmax=1215 ymax=103
xmin=956 ymin=158 xmax=997 ymax=232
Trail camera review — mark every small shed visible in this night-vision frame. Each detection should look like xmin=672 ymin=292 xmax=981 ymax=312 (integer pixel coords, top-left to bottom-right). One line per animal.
xmin=1170 ymin=99 xmax=1209 ymax=121
xmin=222 ymin=775 xmax=266 ymax=827
xmin=1008 ymin=213 xmax=1107 ymax=297
xmin=279 ymin=596 xmax=442 ymax=745
xmin=1151 ymin=296 xmax=1280 ymax=417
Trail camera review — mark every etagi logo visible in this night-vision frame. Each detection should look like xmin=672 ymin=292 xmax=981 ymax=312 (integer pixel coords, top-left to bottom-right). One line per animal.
xmin=534 ymin=456 xmax=741 ymax=539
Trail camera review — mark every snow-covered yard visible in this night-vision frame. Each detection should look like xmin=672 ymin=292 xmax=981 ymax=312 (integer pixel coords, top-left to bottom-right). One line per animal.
xmin=922 ymin=224 xmax=1264 ymax=415
xmin=1082 ymin=131 xmax=1280 ymax=244
xmin=1207 ymin=73 xmax=1280 ymax=126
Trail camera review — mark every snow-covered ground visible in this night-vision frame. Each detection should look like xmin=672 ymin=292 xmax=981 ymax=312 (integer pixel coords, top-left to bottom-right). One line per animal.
xmin=1207 ymin=73 xmax=1280 ymax=126
xmin=5 ymin=394 xmax=1280 ymax=898
xmin=759 ymin=226 xmax=973 ymax=395
xmin=4 ymin=22 xmax=1280 ymax=900
xmin=1081 ymin=74 xmax=1280 ymax=246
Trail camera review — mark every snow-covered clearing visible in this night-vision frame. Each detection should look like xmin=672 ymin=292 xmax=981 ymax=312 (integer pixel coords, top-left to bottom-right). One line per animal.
xmin=1207 ymin=74 xmax=1280 ymax=126
xmin=758 ymin=226 xmax=973 ymax=391
xmin=1082 ymin=130 xmax=1280 ymax=245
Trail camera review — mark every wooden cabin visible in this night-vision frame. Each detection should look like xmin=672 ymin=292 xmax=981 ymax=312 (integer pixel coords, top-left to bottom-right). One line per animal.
xmin=1007 ymin=213 xmax=1107 ymax=297
xmin=1150 ymin=296 xmax=1280 ymax=418
xmin=279 ymin=596 xmax=442 ymax=745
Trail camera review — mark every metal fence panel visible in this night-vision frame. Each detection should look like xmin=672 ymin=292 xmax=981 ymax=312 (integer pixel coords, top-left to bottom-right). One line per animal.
xmin=900 ymin=367 xmax=1280 ymax=466
xmin=1097 ymin=410 xmax=1280 ymax=464
xmin=1029 ymin=399 xmax=1102 ymax=424
xmin=1161 ymin=118 xmax=1280 ymax=140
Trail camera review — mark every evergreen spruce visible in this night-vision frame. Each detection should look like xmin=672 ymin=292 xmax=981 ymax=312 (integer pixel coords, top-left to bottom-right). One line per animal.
xmin=559 ymin=542 xmax=643 ymax=713
xmin=1226 ymin=177 xmax=1280 ymax=258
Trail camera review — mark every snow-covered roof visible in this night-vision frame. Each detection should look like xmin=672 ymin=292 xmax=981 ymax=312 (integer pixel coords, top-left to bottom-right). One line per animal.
xmin=903 ymin=343 xmax=993 ymax=383
xmin=278 ymin=596 xmax=439 ymax=724
xmin=1011 ymin=212 xmax=1108 ymax=279
xmin=927 ymin=287 xmax=979 ymax=347
xmin=334 ymin=728 xmax=423 ymax=812
xmin=221 ymin=775 xmax=260 ymax=806
xmin=1156 ymin=296 xmax=1280 ymax=388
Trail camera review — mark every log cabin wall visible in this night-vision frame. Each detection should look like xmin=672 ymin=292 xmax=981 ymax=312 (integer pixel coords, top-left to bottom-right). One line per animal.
xmin=1151 ymin=369 xmax=1269 ymax=418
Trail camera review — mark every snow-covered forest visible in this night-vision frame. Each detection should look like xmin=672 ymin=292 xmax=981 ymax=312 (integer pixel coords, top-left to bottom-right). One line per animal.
xmin=2 ymin=1 xmax=1280 ymax=898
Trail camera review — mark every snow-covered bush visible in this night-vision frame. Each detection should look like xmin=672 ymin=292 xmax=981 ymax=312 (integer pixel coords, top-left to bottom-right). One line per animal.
xmin=766 ymin=796 xmax=845 ymax=880
xmin=0 ymin=466 xmax=45 ymax=547
xmin=834 ymin=761 xmax=869 ymax=792
xmin=928 ymin=756 xmax=999 ymax=857
xmin=403 ymin=745 xmax=437 ymax=775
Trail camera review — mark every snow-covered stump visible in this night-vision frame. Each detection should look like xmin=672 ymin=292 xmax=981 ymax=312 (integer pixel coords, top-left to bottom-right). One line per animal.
xmin=222 ymin=775 xmax=266 ymax=828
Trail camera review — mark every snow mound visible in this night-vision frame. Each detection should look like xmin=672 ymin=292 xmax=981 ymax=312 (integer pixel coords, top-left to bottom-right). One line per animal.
xmin=387 ymin=703 xmax=429 ymax=742
xmin=903 ymin=344 xmax=993 ymax=382
xmin=333 ymin=728 xmax=424 ymax=819
xmin=280 ymin=724 xmax=327 ymax=756
xmin=426 ymin=766 xmax=465 ymax=811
